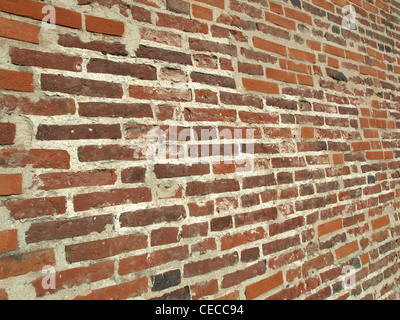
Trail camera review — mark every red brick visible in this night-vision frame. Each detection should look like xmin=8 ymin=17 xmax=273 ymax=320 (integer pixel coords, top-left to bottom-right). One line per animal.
xmin=0 ymin=95 xmax=76 ymax=116
xmin=191 ymin=72 xmax=236 ymax=88
xmin=157 ymin=12 xmax=208 ymax=34
xmin=58 ymin=34 xmax=128 ymax=56
xmin=121 ymin=167 xmax=146 ymax=184
xmin=130 ymin=86 xmax=192 ymax=101
xmin=87 ymin=58 xmax=157 ymax=79
xmin=75 ymin=277 xmax=147 ymax=300
xmin=36 ymin=169 xmax=117 ymax=190
xmin=41 ymin=74 xmax=123 ymax=98
xmin=73 ymin=187 xmax=152 ymax=212
xmin=4 ymin=196 xmax=67 ymax=220
xmin=10 ymin=47 xmax=83 ymax=72
xmin=185 ymin=108 xmax=236 ymax=122
xmin=195 ymin=89 xmax=218 ymax=104
xmin=235 ymin=207 xmax=277 ymax=227
xmin=0 ymin=149 xmax=70 ymax=169
xmin=302 ymin=252 xmax=334 ymax=276
xmin=26 ymin=214 xmax=113 ymax=243
xmin=222 ymin=261 xmax=266 ymax=288
xmin=120 ymin=205 xmax=186 ymax=228
xmin=66 ymin=234 xmax=148 ymax=263
xmin=221 ymin=227 xmax=266 ymax=251
xmin=184 ymin=252 xmax=239 ymax=277
xmin=186 ymin=179 xmax=240 ymax=196
xmin=32 ymin=261 xmax=114 ymax=297
xmin=188 ymin=201 xmax=214 ymax=217
xmin=151 ymin=227 xmax=180 ymax=246
xmin=268 ymin=249 xmax=305 ymax=269
xmin=269 ymin=216 xmax=305 ymax=236
xmin=0 ymin=123 xmax=18 ymax=145
xmin=154 ymin=163 xmax=210 ymax=179
xmin=191 ymin=279 xmax=218 ymax=300
xmin=119 ymin=245 xmax=189 ymax=275
xmin=182 ymin=222 xmax=208 ymax=238
xmin=131 ymin=4 xmax=152 ymax=22
xmin=140 ymin=27 xmax=182 ymax=47
xmin=78 ymin=145 xmax=144 ymax=162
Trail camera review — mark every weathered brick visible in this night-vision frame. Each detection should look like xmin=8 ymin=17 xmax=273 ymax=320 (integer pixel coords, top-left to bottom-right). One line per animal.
xmin=66 ymin=234 xmax=148 ymax=263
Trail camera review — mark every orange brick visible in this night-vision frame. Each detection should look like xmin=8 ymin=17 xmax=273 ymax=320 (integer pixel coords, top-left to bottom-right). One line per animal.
xmin=318 ymin=218 xmax=343 ymax=237
xmin=265 ymin=67 xmax=297 ymax=84
xmin=193 ymin=5 xmax=213 ymax=21
xmin=346 ymin=50 xmax=365 ymax=62
xmin=245 ymin=271 xmax=283 ymax=300
xmin=385 ymin=151 xmax=394 ymax=160
xmin=288 ymin=48 xmax=316 ymax=63
xmin=359 ymin=118 xmax=369 ymax=128
xmin=269 ymin=2 xmax=284 ymax=14
xmin=375 ymin=0 xmax=389 ymax=11
xmin=279 ymin=59 xmax=310 ymax=74
xmin=195 ymin=0 xmax=225 ymax=9
xmin=0 ymin=174 xmax=22 ymax=196
xmin=301 ymin=127 xmax=314 ymax=139
xmin=85 ymin=15 xmax=124 ymax=36
xmin=360 ymin=65 xmax=377 ymax=77
xmin=328 ymin=57 xmax=339 ymax=68
xmin=265 ymin=11 xmax=296 ymax=31
xmin=360 ymin=108 xmax=371 ymax=117
xmin=371 ymin=215 xmax=390 ymax=230
xmin=242 ymin=78 xmax=280 ymax=94
xmin=335 ymin=240 xmax=359 ymax=260
xmin=0 ymin=230 xmax=18 ymax=254
xmin=0 ymin=16 xmax=39 ymax=44
xmin=0 ymin=0 xmax=82 ymax=29
xmin=363 ymin=1 xmax=379 ymax=14
xmin=366 ymin=151 xmax=384 ymax=160
xmin=284 ymin=7 xmax=312 ymax=25
xmin=253 ymin=37 xmax=287 ymax=56
xmin=351 ymin=141 xmax=371 ymax=151
xmin=312 ymin=0 xmax=335 ymax=12
xmin=323 ymin=44 xmax=345 ymax=58
xmin=297 ymin=74 xmax=314 ymax=86
xmin=306 ymin=40 xmax=321 ymax=51
xmin=0 ymin=69 xmax=34 ymax=92
xmin=360 ymin=252 xmax=370 ymax=265
xmin=332 ymin=153 xmax=344 ymax=165
xmin=363 ymin=129 xmax=379 ymax=138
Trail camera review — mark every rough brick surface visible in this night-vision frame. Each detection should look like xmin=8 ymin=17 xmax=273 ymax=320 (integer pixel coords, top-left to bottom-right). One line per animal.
xmin=1 ymin=0 xmax=400 ymax=301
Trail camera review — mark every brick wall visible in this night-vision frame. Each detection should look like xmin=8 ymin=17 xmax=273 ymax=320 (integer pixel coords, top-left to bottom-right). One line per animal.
xmin=0 ymin=0 xmax=400 ymax=300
